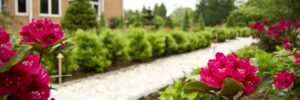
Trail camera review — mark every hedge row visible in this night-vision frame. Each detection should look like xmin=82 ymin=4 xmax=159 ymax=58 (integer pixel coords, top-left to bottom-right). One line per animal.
xmin=60 ymin=27 xmax=251 ymax=74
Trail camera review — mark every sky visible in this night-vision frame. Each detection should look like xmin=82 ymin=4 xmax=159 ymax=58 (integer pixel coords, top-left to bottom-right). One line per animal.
xmin=123 ymin=0 xmax=198 ymax=15
xmin=123 ymin=0 xmax=248 ymax=16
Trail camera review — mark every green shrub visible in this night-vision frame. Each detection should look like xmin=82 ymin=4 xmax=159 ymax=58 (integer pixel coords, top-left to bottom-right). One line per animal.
xmin=153 ymin=16 xmax=165 ymax=28
xmin=171 ymin=32 xmax=189 ymax=53
xmin=211 ymin=28 xmax=227 ymax=42
xmin=127 ymin=28 xmax=152 ymax=61
xmin=148 ymin=32 xmax=166 ymax=56
xmin=196 ymin=33 xmax=211 ymax=48
xmin=227 ymin=6 xmax=268 ymax=27
xmin=186 ymin=33 xmax=200 ymax=51
xmin=165 ymin=34 xmax=179 ymax=54
xmin=236 ymin=45 xmax=264 ymax=59
xmin=61 ymin=0 xmax=97 ymax=32
xmin=225 ymin=29 xmax=237 ymax=39
xmin=72 ymin=30 xmax=111 ymax=72
xmin=237 ymin=28 xmax=252 ymax=37
xmin=100 ymin=30 xmax=129 ymax=62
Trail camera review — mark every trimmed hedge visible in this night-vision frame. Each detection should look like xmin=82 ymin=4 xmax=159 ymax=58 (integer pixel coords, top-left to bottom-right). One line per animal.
xmin=62 ymin=27 xmax=248 ymax=74
xmin=72 ymin=30 xmax=112 ymax=72
xmin=127 ymin=28 xmax=153 ymax=61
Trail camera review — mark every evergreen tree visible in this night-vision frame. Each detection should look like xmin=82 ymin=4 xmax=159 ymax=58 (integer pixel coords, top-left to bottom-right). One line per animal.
xmin=181 ymin=12 xmax=190 ymax=31
xmin=142 ymin=6 xmax=148 ymax=14
xmin=61 ymin=0 xmax=97 ymax=32
xmin=153 ymin=4 xmax=160 ymax=16
xmin=159 ymin=3 xmax=167 ymax=18
xmin=195 ymin=0 xmax=236 ymax=26
xmin=164 ymin=17 xmax=174 ymax=29
xmin=153 ymin=3 xmax=167 ymax=18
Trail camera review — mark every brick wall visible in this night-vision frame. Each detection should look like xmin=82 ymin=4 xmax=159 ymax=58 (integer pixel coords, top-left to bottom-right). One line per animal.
xmin=103 ymin=0 xmax=123 ymax=26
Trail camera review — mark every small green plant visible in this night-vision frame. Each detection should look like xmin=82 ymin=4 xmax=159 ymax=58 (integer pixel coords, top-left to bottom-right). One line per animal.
xmin=148 ymin=32 xmax=166 ymax=56
xmin=61 ymin=0 xmax=97 ymax=32
xmin=72 ymin=30 xmax=111 ymax=72
xmin=100 ymin=29 xmax=129 ymax=62
xmin=127 ymin=28 xmax=152 ymax=61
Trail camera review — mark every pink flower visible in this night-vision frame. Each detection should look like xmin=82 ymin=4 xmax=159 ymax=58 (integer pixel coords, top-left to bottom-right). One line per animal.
xmin=19 ymin=19 xmax=64 ymax=48
xmin=0 ymin=29 xmax=10 ymax=44
xmin=0 ymin=54 xmax=50 ymax=100
xmin=281 ymin=38 xmax=294 ymax=50
xmin=199 ymin=52 xmax=260 ymax=95
xmin=199 ymin=68 xmax=223 ymax=89
xmin=278 ymin=20 xmax=292 ymax=30
xmin=274 ymin=70 xmax=295 ymax=89
xmin=294 ymin=22 xmax=300 ymax=29
xmin=250 ymin=21 xmax=266 ymax=33
xmin=207 ymin=53 xmax=229 ymax=81
xmin=0 ymin=30 xmax=15 ymax=62
xmin=7 ymin=68 xmax=50 ymax=100
xmin=242 ymin=75 xmax=260 ymax=95
xmin=294 ymin=53 xmax=300 ymax=64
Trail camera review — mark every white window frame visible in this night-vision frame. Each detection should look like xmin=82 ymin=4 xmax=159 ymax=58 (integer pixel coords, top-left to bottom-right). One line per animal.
xmin=15 ymin=0 xmax=28 ymax=16
xmin=39 ymin=0 xmax=61 ymax=17
xmin=90 ymin=0 xmax=100 ymax=17
xmin=0 ymin=0 xmax=2 ymax=12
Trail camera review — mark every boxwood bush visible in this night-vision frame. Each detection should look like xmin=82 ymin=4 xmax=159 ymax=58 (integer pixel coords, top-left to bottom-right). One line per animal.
xmin=127 ymin=28 xmax=153 ymax=61
xmin=171 ymin=32 xmax=190 ymax=53
xmin=61 ymin=27 xmax=245 ymax=74
xmin=148 ymin=32 xmax=166 ymax=57
xmin=72 ymin=30 xmax=112 ymax=72
xmin=100 ymin=29 xmax=129 ymax=62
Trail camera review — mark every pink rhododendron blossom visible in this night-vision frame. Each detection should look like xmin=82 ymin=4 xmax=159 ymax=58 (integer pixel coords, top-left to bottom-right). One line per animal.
xmin=242 ymin=75 xmax=260 ymax=95
xmin=250 ymin=21 xmax=266 ymax=33
xmin=199 ymin=52 xmax=260 ymax=95
xmin=0 ymin=29 xmax=10 ymax=44
xmin=274 ymin=70 xmax=295 ymax=89
xmin=0 ymin=30 xmax=15 ymax=62
xmin=0 ymin=54 xmax=50 ymax=100
xmin=294 ymin=22 xmax=300 ymax=29
xmin=281 ymin=38 xmax=294 ymax=50
xmin=19 ymin=19 xmax=64 ymax=48
xmin=278 ymin=20 xmax=292 ymax=30
xmin=294 ymin=53 xmax=300 ymax=64
xmin=199 ymin=68 xmax=223 ymax=88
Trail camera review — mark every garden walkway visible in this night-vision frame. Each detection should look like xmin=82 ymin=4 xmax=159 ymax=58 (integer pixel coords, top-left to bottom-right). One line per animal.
xmin=51 ymin=37 xmax=257 ymax=100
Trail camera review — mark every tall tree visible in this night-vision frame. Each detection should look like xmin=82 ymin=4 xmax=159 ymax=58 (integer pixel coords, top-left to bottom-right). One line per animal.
xmin=181 ymin=12 xmax=190 ymax=31
xmin=195 ymin=0 xmax=236 ymax=26
xmin=61 ymin=0 xmax=97 ymax=32
xmin=153 ymin=3 xmax=167 ymax=18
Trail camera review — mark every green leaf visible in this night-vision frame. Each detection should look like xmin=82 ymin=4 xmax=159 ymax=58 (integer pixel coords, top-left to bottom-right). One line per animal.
xmin=217 ymin=78 xmax=244 ymax=98
xmin=184 ymin=81 xmax=217 ymax=94
xmin=0 ymin=96 xmax=7 ymax=100
xmin=0 ymin=44 xmax=32 ymax=73
xmin=251 ymin=72 xmax=272 ymax=94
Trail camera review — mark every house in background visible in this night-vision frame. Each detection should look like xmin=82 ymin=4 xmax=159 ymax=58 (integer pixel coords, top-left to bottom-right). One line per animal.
xmin=0 ymin=0 xmax=123 ymax=29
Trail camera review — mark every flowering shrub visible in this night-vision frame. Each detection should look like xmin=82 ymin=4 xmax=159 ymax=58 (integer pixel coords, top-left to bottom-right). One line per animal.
xmin=274 ymin=70 xmax=295 ymax=89
xmin=0 ymin=19 xmax=65 ymax=100
xmin=184 ymin=52 xmax=260 ymax=99
xmin=20 ymin=19 xmax=64 ymax=48
xmin=250 ymin=20 xmax=300 ymax=52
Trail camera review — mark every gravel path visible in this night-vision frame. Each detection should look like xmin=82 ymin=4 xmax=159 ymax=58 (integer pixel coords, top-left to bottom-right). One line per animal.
xmin=51 ymin=37 xmax=256 ymax=100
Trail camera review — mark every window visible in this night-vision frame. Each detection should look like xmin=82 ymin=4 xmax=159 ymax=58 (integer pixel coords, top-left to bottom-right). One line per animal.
xmin=15 ymin=0 xmax=28 ymax=15
xmin=40 ymin=0 xmax=61 ymax=17
xmin=90 ymin=0 xmax=100 ymax=16
xmin=0 ymin=0 xmax=2 ymax=12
